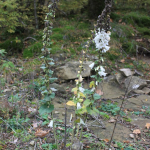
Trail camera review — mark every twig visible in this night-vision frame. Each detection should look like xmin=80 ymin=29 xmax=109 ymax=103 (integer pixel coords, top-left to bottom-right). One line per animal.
xmin=64 ymin=103 xmax=67 ymax=150
xmin=91 ymin=115 xmax=105 ymax=129
xmin=34 ymin=141 xmax=36 ymax=150
xmin=108 ymin=75 xmax=133 ymax=148
xmin=23 ymin=37 xmax=37 ymax=41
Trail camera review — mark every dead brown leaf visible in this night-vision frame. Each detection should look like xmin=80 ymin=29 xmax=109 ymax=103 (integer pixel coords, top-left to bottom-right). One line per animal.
xmin=35 ymin=129 xmax=49 ymax=137
xmin=103 ymin=139 xmax=109 ymax=143
xmin=120 ymin=59 xmax=125 ymax=63
xmin=145 ymin=123 xmax=150 ymax=129
xmin=110 ymin=18 xmax=113 ymax=22
xmin=133 ymin=129 xmax=141 ymax=134
xmin=123 ymin=140 xmax=130 ymax=143
xmin=96 ymin=89 xmax=103 ymax=96
xmin=119 ymin=19 xmax=122 ymax=23
xmin=136 ymin=39 xmax=143 ymax=42
xmin=32 ymin=122 xmax=38 ymax=129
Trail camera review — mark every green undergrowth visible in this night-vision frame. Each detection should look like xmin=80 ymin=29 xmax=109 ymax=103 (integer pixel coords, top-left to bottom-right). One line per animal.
xmin=122 ymin=11 xmax=150 ymax=27
xmin=22 ymin=17 xmax=92 ymax=58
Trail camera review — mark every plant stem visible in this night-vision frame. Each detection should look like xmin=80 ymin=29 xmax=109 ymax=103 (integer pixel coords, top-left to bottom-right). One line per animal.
xmin=71 ymin=120 xmax=75 ymax=149
xmin=52 ymin=113 xmax=60 ymax=150
xmin=76 ymin=124 xmax=80 ymax=138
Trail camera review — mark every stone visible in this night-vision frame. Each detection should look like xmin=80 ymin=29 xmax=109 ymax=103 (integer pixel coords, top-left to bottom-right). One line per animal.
xmin=120 ymin=68 xmax=134 ymax=77
xmin=124 ymin=76 xmax=147 ymax=93
xmin=134 ymin=70 xmax=143 ymax=76
xmin=50 ymin=83 xmax=67 ymax=94
xmin=29 ymin=140 xmax=35 ymax=146
xmin=88 ymin=121 xmax=131 ymax=142
xmin=125 ymin=95 xmax=150 ymax=110
xmin=29 ymin=147 xmax=34 ymax=150
xmin=104 ymin=75 xmax=115 ymax=82
xmin=72 ymin=139 xmax=83 ymax=150
xmin=55 ymin=61 xmax=93 ymax=80
xmin=142 ymin=87 xmax=150 ymax=94
xmin=114 ymin=72 xmax=125 ymax=85
xmin=133 ymin=90 xmax=145 ymax=94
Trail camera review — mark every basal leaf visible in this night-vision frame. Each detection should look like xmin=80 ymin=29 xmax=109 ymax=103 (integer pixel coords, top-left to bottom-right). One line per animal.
xmin=83 ymin=99 xmax=91 ymax=107
xmin=39 ymin=104 xmax=54 ymax=115
xmin=93 ymin=93 xmax=101 ymax=100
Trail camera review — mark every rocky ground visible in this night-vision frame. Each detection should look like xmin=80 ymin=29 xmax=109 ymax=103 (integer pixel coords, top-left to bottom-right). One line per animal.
xmin=0 ymin=53 xmax=150 ymax=149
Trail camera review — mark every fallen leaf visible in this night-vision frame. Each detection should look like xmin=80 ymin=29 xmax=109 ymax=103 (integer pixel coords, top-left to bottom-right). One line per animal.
xmin=110 ymin=18 xmax=113 ymax=22
xmin=145 ymin=123 xmax=150 ymax=129
xmin=35 ymin=129 xmax=49 ymax=137
xmin=136 ymin=39 xmax=142 ymax=42
xmin=28 ymin=107 xmax=36 ymax=113
xmin=129 ymin=134 xmax=134 ymax=139
xmin=133 ymin=129 xmax=141 ymax=134
xmin=123 ymin=140 xmax=130 ymax=143
xmin=103 ymin=139 xmax=109 ymax=143
xmin=57 ymin=127 xmax=64 ymax=131
xmin=119 ymin=19 xmax=122 ymax=23
xmin=131 ymin=57 xmax=136 ymax=61
xmin=32 ymin=122 xmax=38 ymax=129
xmin=108 ymin=118 xmax=116 ymax=123
xmin=120 ymin=59 xmax=125 ymax=63
xmin=66 ymin=101 xmax=76 ymax=106
xmin=96 ymin=89 xmax=103 ymax=96
xmin=3 ymin=89 xmax=12 ymax=92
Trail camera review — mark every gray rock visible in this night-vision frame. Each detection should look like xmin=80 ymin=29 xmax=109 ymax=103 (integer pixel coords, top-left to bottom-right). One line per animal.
xmin=133 ymin=89 xmax=145 ymax=94
xmin=115 ymin=72 xmax=125 ymax=85
xmin=29 ymin=140 xmax=35 ymax=146
xmin=55 ymin=61 xmax=93 ymax=80
xmin=29 ymin=147 xmax=34 ymax=150
xmin=104 ymin=75 xmax=116 ymax=82
xmin=142 ymin=87 xmax=150 ymax=94
xmin=125 ymin=95 xmax=150 ymax=110
xmin=72 ymin=139 xmax=83 ymax=150
xmin=134 ymin=70 xmax=143 ymax=76
xmin=52 ymin=52 xmax=69 ymax=61
xmin=50 ymin=83 xmax=67 ymax=93
xmin=124 ymin=76 xmax=147 ymax=93
xmin=85 ymin=54 xmax=98 ymax=60
xmin=120 ymin=68 xmax=134 ymax=77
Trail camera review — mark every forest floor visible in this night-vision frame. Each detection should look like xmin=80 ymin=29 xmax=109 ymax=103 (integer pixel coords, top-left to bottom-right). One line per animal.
xmin=0 ymin=7 xmax=150 ymax=150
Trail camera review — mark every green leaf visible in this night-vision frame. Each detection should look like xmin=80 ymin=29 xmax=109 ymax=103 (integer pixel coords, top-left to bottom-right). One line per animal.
xmin=49 ymin=78 xmax=57 ymax=82
xmin=48 ymin=62 xmax=55 ymax=65
xmin=84 ymin=89 xmax=93 ymax=95
xmin=39 ymin=104 xmax=54 ymax=115
xmin=86 ymin=106 xmax=99 ymax=116
xmin=91 ymin=75 xmax=96 ymax=78
xmin=93 ymin=93 xmax=101 ymax=100
xmin=83 ymin=99 xmax=91 ymax=107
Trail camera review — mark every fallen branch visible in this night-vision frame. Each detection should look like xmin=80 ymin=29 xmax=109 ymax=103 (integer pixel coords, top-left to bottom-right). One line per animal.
xmin=23 ymin=37 xmax=37 ymax=41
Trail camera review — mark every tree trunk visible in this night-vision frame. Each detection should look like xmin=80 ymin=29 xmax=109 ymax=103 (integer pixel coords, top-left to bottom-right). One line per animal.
xmin=34 ymin=0 xmax=39 ymax=29
xmin=87 ymin=0 xmax=105 ymax=19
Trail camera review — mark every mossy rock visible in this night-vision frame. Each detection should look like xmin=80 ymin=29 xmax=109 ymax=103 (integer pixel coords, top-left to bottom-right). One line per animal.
xmin=23 ymin=41 xmax=43 ymax=58
xmin=51 ymin=33 xmax=64 ymax=41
